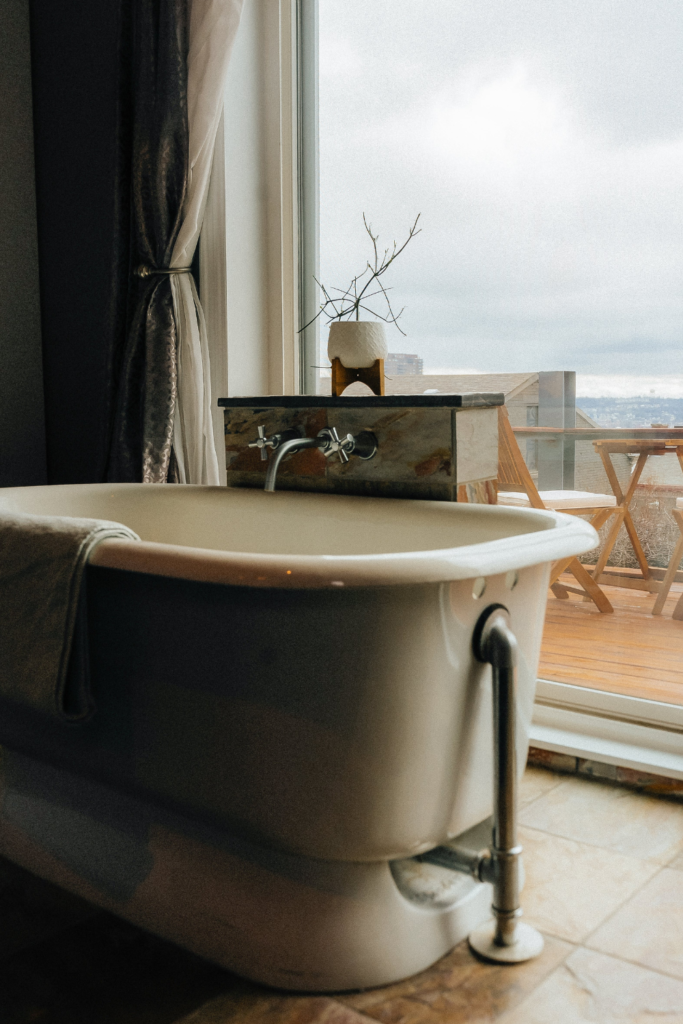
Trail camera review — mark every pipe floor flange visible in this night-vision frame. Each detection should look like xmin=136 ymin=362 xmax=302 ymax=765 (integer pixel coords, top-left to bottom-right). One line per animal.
xmin=468 ymin=920 xmax=544 ymax=964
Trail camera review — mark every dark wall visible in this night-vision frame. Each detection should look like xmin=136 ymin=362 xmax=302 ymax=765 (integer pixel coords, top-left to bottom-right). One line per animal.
xmin=30 ymin=0 xmax=132 ymax=483
xmin=0 ymin=0 xmax=47 ymax=486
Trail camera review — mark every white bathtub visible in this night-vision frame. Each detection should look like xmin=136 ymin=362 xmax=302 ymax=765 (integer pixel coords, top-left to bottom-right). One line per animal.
xmin=0 ymin=484 xmax=595 ymax=989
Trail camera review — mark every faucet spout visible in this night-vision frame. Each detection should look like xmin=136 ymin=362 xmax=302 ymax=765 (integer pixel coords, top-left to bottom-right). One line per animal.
xmin=264 ymin=436 xmax=325 ymax=492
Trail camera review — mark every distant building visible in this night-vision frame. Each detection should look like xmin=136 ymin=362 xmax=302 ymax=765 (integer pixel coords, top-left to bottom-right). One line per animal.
xmin=382 ymin=371 xmax=631 ymax=494
xmin=385 ymin=353 xmax=423 ymax=376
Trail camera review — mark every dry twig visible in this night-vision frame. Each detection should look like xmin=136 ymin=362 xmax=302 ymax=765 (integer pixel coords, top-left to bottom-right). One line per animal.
xmin=302 ymin=214 xmax=421 ymax=334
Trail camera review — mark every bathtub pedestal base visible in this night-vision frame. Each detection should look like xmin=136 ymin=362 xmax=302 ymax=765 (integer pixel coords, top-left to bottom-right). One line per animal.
xmin=0 ymin=750 xmax=494 ymax=992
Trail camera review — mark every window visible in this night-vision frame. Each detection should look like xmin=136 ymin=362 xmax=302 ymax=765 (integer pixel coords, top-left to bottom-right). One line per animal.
xmin=204 ymin=1 xmax=683 ymax=775
xmin=308 ymin=0 xmax=683 ymax=774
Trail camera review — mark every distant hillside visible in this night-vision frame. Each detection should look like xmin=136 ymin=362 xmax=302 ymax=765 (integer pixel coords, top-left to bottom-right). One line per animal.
xmin=576 ymin=396 xmax=683 ymax=428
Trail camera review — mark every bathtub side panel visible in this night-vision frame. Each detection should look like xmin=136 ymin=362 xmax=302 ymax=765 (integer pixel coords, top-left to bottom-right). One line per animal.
xmin=0 ymin=563 xmax=549 ymax=861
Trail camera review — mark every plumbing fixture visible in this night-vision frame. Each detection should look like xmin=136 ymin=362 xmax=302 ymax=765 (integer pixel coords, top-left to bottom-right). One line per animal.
xmin=248 ymin=426 xmax=303 ymax=461
xmin=418 ymin=840 xmax=493 ymax=883
xmin=260 ymin=427 xmax=378 ymax=492
xmin=419 ymin=604 xmax=544 ymax=964
xmin=264 ymin=435 xmax=324 ymax=492
xmin=319 ymin=426 xmax=355 ymax=464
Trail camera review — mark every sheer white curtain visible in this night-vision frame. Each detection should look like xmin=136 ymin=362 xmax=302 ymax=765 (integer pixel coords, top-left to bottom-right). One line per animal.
xmin=170 ymin=0 xmax=244 ymax=484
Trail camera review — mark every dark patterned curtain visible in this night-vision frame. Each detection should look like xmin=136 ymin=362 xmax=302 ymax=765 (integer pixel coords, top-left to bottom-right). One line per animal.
xmin=107 ymin=0 xmax=188 ymax=483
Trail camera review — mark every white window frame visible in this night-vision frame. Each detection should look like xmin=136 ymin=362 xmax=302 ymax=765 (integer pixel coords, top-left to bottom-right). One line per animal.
xmin=296 ymin=0 xmax=320 ymax=396
xmin=200 ymin=0 xmax=302 ymax=446
xmin=201 ymin=0 xmax=683 ymax=778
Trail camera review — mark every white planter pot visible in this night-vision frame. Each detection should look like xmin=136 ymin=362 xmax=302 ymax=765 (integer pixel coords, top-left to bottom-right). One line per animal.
xmin=327 ymin=321 xmax=388 ymax=369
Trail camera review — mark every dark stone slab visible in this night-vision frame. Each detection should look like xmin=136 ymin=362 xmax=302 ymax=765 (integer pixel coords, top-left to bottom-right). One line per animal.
xmin=218 ymin=393 xmax=504 ymax=409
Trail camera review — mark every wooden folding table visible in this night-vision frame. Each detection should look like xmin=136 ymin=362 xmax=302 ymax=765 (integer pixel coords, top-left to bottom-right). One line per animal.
xmin=592 ymin=438 xmax=683 ymax=596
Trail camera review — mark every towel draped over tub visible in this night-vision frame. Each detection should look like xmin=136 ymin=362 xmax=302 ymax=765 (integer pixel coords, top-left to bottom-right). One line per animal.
xmin=0 ymin=512 xmax=139 ymax=722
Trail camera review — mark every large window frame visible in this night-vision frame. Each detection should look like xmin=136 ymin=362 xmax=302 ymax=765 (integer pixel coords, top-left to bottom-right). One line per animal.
xmin=201 ymin=0 xmax=319 ymax=412
xmin=203 ymin=0 xmax=683 ymax=779
xmin=201 ymin=0 xmax=303 ymax=420
xmin=296 ymin=0 xmax=320 ymax=396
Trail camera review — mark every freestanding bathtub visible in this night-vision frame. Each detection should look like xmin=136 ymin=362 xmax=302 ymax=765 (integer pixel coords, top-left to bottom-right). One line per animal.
xmin=0 ymin=484 xmax=595 ymax=989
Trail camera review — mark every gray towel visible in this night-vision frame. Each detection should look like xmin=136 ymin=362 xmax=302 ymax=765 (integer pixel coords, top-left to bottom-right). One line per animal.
xmin=0 ymin=512 xmax=139 ymax=721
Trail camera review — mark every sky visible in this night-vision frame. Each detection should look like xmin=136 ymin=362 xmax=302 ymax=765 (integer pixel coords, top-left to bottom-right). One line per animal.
xmin=318 ymin=0 xmax=683 ymax=391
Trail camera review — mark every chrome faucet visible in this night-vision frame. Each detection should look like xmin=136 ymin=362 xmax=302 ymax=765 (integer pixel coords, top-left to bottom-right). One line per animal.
xmin=252 ymin=426 xmax=377 ymax=492
xmin=248 ymin=425 xmax=303 ymax=460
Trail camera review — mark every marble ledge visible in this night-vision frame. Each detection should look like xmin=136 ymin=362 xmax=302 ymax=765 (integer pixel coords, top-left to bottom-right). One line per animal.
xmin=222 ymin=402 xmax=500 ymax=499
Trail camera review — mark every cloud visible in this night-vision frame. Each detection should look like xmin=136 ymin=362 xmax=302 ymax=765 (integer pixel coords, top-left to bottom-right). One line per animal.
xmin=317 ymin=1 xmax=683 ymax=379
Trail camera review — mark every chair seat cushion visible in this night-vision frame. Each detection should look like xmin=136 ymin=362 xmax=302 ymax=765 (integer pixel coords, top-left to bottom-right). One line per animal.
xmin=497 ymin=490 xmax=617 ymax=510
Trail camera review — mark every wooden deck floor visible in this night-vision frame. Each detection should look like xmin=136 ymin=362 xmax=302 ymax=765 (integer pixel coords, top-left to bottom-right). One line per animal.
xmin=539 ymin=574 xmax=683 ymax=705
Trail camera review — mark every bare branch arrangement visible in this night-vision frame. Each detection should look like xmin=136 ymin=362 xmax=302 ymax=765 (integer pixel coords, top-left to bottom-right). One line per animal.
xmin=304 ymin=214 xmax=421 ymax=336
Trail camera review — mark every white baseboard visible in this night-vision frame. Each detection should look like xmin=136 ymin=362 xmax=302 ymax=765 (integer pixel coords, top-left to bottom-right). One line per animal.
xmin=532 ymin=679 xmax=683 ymax=780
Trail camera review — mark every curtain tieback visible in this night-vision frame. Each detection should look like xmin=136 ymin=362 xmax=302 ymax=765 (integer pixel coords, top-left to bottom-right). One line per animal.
xmin=135 ymin=265 xmax=193 ymax=278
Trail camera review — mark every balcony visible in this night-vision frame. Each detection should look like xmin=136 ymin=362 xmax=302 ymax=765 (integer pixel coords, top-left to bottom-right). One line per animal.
xmin=515 ymin=425 xmax=683 ymax=709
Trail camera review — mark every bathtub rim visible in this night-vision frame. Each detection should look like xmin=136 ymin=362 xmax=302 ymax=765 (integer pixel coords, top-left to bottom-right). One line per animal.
xmin=0 ymin=483 xmax=596 ymax=589
xmin=90 ymin=494 xmax=593 ymax=590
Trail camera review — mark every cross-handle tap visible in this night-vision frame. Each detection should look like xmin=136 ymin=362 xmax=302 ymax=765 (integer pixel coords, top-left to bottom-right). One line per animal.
xmin=318 ymin=427 xmax=378 ymax=463
xmin=248 ymin=425 xmax=272 ymax=461
xmin=319 ymin=426 xmax=354 ymax=463
xmin=248 ymin=426 xmax=303 ymax=460
xmin=263 ymin=427 xmax=378 ymax=492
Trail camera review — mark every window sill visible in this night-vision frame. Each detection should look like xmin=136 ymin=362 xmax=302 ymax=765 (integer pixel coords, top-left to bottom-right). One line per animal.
xmin=531 ymin=678 xmax=683 ymax=781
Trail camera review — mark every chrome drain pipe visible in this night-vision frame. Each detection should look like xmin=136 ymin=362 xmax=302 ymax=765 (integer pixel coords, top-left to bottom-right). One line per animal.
xmin=420 ymin=604 xmax=544 ymax=964
xmin=418 ymin=841 xmax=493 ymax=883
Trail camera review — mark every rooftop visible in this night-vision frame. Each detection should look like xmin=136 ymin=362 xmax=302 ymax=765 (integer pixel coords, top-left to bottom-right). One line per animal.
xmin=384 ymin=372 xmax=537 ymax=398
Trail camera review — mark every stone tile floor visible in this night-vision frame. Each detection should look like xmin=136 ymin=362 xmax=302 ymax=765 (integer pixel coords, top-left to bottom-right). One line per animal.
xmin=2 ymin=766 xmax=683 ymax=1023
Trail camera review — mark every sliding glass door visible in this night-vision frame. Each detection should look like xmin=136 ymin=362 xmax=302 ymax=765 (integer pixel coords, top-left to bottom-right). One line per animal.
xmin=314 ymin=0 xmax=683 ymax=709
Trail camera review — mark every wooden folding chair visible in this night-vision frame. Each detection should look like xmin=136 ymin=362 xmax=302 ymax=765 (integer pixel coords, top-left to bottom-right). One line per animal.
xmin=652 ymin=497 xmax=683 ymax=619
xmin=495 ymin=407 xmax=625 ymax=613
